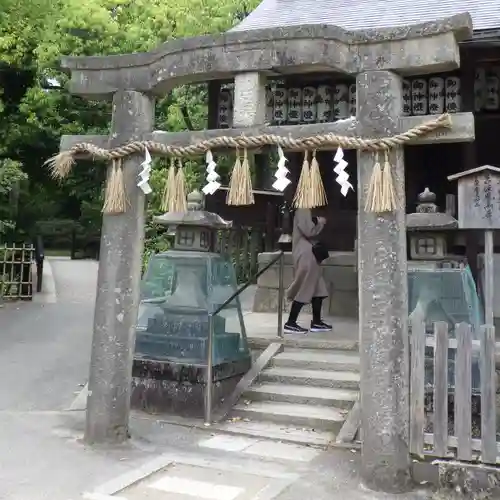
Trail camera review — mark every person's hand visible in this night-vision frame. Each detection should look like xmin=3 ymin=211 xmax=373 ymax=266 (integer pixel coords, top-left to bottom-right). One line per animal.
xmin=317 ymin=216 xmax=326 ymax=225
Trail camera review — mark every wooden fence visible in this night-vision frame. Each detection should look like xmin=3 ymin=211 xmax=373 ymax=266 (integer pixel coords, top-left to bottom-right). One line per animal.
xmin=216 ymin=226 xmax=272 ymax=284
xmin=0 ymin=243 xmax=34 ymax=300
xmin=410 ymin=320 xmax=498 ymax=464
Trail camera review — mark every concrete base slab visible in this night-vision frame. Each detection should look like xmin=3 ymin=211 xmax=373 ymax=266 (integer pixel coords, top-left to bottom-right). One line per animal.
xmin=198 ymin=435 xmax=258 ymax=452
xmin=214 ymin=420 xmax=335 ymax=447
xmin=87 ymin=448 xmax=300 ymax=500
xmin=244 ymin=312 xmax=359 ymax=351
xmin=242 ymin=441 xmax=320 ymax=462
xmin=84 ymin=494 xmax=126 ymax=500
xmin=122 ymin=463 xmax=290 ymax=500
xmin=198 ymin=434 xmax=320 ymax=463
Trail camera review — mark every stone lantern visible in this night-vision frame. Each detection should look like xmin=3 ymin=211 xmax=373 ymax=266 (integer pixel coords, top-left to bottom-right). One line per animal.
xmin=407 ymin=188 xmax=481 ymax=397
xmin=132 ymin=190 xmax=251 ymax=417
xmin=407 ymin=187 xmax=458 ymax=261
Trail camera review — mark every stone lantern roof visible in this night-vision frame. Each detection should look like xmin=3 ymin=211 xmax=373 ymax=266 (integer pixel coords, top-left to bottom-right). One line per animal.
xmin=406 ymin=188 xmax=458 ymax=231
xmin=153 ymin=191 xmax=232 ymax=229
xmin=230 ymin=0 xmax=500 ymax=34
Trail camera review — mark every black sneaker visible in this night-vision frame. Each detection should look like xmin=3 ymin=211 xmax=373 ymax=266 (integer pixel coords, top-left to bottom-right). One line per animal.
xmin=310 ymin=320 xmax=332 ymax=332
xmin=284 ymin=322 xmax=308 ymax=334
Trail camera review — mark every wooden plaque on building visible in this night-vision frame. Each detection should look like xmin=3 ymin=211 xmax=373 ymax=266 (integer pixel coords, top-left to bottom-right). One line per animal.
xmin=448 ymin=165 xmax=500 ymax=230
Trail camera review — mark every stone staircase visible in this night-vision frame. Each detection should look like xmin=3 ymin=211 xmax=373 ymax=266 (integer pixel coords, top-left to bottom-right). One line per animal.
xmin=221 ymin=345 xmax=360 ymax=446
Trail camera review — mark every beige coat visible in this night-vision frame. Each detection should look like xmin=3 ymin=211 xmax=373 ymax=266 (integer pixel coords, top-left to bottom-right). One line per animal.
xmin=286 ymin=209 xmax=328 ymax=304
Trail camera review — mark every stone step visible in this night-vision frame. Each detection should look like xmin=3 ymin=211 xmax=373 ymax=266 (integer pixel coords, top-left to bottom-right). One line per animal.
xmin=244 ymin=383 xmax=359 ymax=408
xmin=260 ymin=366 xmax=360 ymax=389
xmin=232 ymin=401 xmax=347 ymax=431
xmin=247 ymin=335 xmax=358 ymax=352
xmin=272 ymin=349 xmax=360 ymax=371
xmin=214 ymin=419 xmax=335 ymax=447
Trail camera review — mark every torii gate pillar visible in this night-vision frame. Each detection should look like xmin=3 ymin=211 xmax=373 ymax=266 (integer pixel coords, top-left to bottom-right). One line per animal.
xmin=86 ymin=91 xmax=154 ymax=444
xmin=356 ymin=71 xmax=411 ymax=491
xmin=355 ymin=25 xmax=474 ymax=490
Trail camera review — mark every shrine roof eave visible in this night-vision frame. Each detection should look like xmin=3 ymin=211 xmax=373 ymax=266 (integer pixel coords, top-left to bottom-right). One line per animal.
xmin=60 ymin=13 xmax=472 ymax=99
xmin=448 ymin=165 xmax=500 ymax=181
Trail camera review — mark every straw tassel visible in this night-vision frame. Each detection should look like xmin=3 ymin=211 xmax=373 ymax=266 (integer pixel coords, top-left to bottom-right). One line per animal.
xmin=226 ymin=149 xmax=242 ymax=206
xmin=161 ymin=158 xmax=177 ymax=212
xmin=173 ymin=159 xmax=187 ymax=212
xmin=44 ymin=152 xmax=75 ymax=180
xmin=308 ymin=150 xmax=327 ymax=208
xmin=227 ymin=148 xmax=254 ymax=206
xmin=293 ymin=150 xmax=311 ymax=208
xmin=381 ymin=150 xmax=398 ymax=212
xmin=240 ymin=148 xmax=254 ymax=205
xmin=364 ymin=152 xmax=384 ymax=213
xmin=102 ymin=159 xmax=127 ymax=214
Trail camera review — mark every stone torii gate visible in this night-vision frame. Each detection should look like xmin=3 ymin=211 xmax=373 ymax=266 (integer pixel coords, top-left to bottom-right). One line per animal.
xmin=56 ymin=13 xmax=475 ymax=493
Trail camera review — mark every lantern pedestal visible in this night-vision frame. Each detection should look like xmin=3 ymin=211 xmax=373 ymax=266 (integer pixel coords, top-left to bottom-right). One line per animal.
xmin=131 ymin=192 xmax=251 ymax=418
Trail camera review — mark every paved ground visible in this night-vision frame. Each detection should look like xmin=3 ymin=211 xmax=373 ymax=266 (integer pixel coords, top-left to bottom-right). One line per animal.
xmin=0 ymin=257 xmax=435 ymax=500
xmin=83 ymin=425 xmax=434 ymax=500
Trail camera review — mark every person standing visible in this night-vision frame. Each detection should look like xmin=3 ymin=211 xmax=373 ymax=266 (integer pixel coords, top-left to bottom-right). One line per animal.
xmin=284 ymin=208 xmax=332 ymax=334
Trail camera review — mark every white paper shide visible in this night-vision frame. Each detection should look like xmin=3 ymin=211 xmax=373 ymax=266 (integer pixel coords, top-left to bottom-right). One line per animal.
xmin=272 ymin=145 xmax=291 ymax=192
xmin=202 ymin=150 xmax=221 ymax=195
xmin=334 ymin=147 xmax=353 ymax=196
xmin=137 ymin=148 xmax=152 ymax=195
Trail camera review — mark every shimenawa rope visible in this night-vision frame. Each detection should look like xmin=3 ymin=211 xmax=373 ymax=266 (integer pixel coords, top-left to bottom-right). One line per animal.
xmin=45 ymin=113 xmax=452 ymax=214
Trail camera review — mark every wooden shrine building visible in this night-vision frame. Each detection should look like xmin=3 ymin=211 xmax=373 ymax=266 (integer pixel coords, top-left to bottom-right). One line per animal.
xmin=206 ymin=0 xmax=500 ymax=264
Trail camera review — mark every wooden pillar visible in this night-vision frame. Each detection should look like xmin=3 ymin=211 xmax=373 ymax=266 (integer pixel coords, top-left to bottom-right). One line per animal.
xmin=254 ymin=153 xmax=271 ymax=190
xmin=207 ymin=81 xmax=220 ymax=129
xmin=461 ymin=50 xmax=480 ymax=284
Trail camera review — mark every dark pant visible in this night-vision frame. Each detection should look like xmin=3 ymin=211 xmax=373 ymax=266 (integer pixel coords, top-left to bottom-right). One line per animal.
xmin=287 ymin=296 xmax=324 ymax=324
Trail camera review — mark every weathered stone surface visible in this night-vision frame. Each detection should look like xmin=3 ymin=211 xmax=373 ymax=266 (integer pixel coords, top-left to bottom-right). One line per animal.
xmin=257 ymin=265 xmax=295 ymax=289
xmin=233 ymin=72 xmax=267 ymax=127
xmin=85 ymin=90 xmax=154 ymax=444
xmin=60 ymin=134 xmax=109 ymax=151
xmin=59 ymin=112 xmax=474 ymax=155
xmin=436 ymin=460 xmax=500 ymax=497
xmin=254 ymin=251 xmax=357 ymax=317
xmin=328 ymin=290 xmax=358 ymax=318
xmin=131 ymin=376 xmax=238 ymax=418
xmin=149 ymin=112 xmax=475 ymax=149
xmin=323 ymin=266 xmax=358 ymax=292
xmin=399 ymin=112 xmax=474 ymax=145
xmin=130 ymin=357 xmax=250 ymax=418
xmin=355 ymin=31 xmax=460 ymax=75
xmin=259 ymin=251 xmax=295 ymax=266
xmin=356 ymin=71 xmax=411 ymax=492
xmin=258 ymin=251 xmax=357 ymax=267
xmin=60 ymin=15 xmax=471 ymax=98
xmin=253 ymin=287 xmax=312 ymax=314
xmin=258 ymin=263 xmax=358 ymax=292
xmin=151 ymin=119 xmax=358 ymax=152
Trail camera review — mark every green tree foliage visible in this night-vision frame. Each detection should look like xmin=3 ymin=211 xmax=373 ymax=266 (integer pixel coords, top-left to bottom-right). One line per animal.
xmin=0 ymin=159 xmax=27 ymax=238
xmin=0 ymin=0 xmax=258 ymax=246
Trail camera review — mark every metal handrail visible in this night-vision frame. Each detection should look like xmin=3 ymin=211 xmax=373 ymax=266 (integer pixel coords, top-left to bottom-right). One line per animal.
xmin=205 ymin=250 xmax=285 ymax=425
xmin=212 ymin=250 xmax=284 ymax=316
